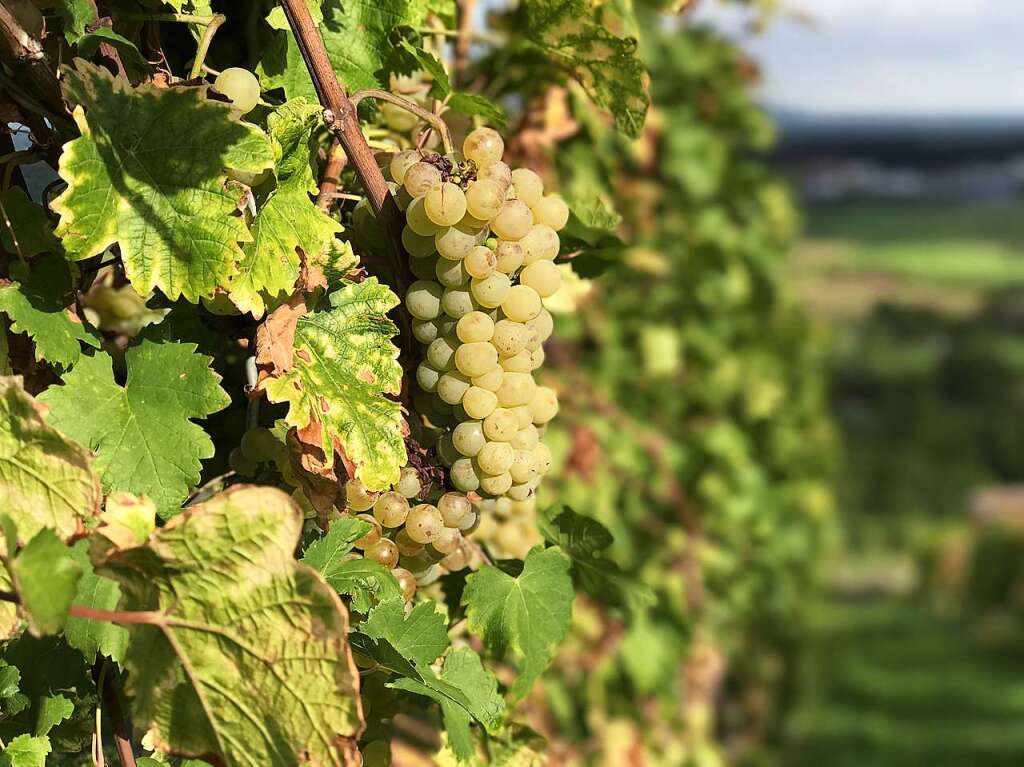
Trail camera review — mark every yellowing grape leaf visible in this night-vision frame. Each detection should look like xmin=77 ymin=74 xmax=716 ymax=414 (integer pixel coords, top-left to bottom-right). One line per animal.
xmin=38 ymin=340 xmax=230 ymax=517
xmin=92 ymin=485 xmax=365 ymax=766
xmin=229 ymin=99 xmax=341 ymax=317
xmin=261 ymin=278 xmax=406 ymax=491
xmin=53 ymin=60 xmax=274 ymax=303
xmin=0 ymin=376 xmax=100 ymax=542
xmin=0 ymin=254 xmax=101 ymax=369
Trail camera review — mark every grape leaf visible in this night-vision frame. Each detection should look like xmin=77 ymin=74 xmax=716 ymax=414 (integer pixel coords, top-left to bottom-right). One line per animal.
xmin=362 ymin=598 xmax=448 ymax=668
xmin=48 ymin=0 xmax=95 ymax=43
xmin=0 ymin=735 xmax=50 ymax=767
xmin=317 ymin=558 xmax=403 ymax=614
xmin=62 ymin=541 xmax=128 ymax=663
xmin=77 ymin=29 xmax=152 ymax=77
xmin=38 ymin=340 xmax=230 ymax=517
xmin=0 ymin=376 xmax=100 ymax=542
xmin=262 ymin=278 xmax=406 ymax=491
xmin=462 ymin=545 xmax=573 ymax=699
xmin=93 ymin=485 xmax=365 ymax=766
xmin=53 ymin=60 xmax=274 ymax=303
xmin=229 ymin=99 xmax=341 ymax=317
xmin=0 ymin=254 xmax=101 ymax=368
xmin=7 ymin=528 xmax=82 ymax=637
xmin=300 ymin=516 xmax=373 ymax=574
xmin=0 ymin=189 xmax=59 ymax=258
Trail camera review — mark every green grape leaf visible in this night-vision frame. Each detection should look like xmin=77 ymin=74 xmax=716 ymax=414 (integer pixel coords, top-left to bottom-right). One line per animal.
xmin=390 ymin=648 xmax=505 ymax=761
xmin=7 ymin=528 xmax=82 ymax=636
xmin=0 ymin=254 xmax=101 ymax=368
xmin=317 ymin=558 xmax=403 ymax=614
xmin=362 ymin=598 xmax=449 ymax=668
xmin=49 ymin=0 xmax=95 ymax=42
xmin=0 ymin=735 xmax=50 ymax=767
xmin=77 ymin=29 xmax=152 ymax=77
xmin=300 ymin=516 xmax=372 ymax=573
xmin=394 ymin=40 xmax=508 ymax=124
xmin=229 ymin=99 xmax=341 ymax=317
xmin=93 ymin=485 xmax=365 ymax=766
xmin=265 ymin=0 xmax=324 ymax=29
xmin=522 ymin=0 xmax=649 ymax=137
xmin=53 ymin=60 xmax=274 ymax=303
xmin=62 ymin=541 xmax=128 ymax=663
xmin=262 ymin=278 xmax=406 ymax=491
xmin=462 ymin=545 xmax=573 ymax=699
xmin=32 ymin=694 xmax=73 ymax=737
xmin=0 ymin=376 xmax=100 ymax=542
xmin=161 ymin=0 xmax=214 ymax=16
xmin=0 ymin=188 xmax=59 ymax=258
xmin=38 ymin=340 xmax=230 ymax=517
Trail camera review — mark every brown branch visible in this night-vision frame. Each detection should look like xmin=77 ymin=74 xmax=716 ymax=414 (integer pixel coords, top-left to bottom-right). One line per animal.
xmin=98 ymin=661 xmax=137 ymax=767
xmin=0 ymin=1 xmax=66 ymax=119
xmin=316 ymin=138 xmax=347 ymax=211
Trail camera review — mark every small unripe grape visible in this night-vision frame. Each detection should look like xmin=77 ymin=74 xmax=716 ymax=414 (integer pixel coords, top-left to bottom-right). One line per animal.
xmin=501 ymin=351 xmax=532 ymax=373
xmin=472 ymin=367 xmax=504 ymax=392
xmin=502 ymin=285 xmax=542 ymax=322
xmin=454 ymin=341 xmax=498 ymax=377
xmin=491 ymin=200 xmax=533 ymax=241
xmin=365 ymin=537 xmax=400 ymax=568
xmin=478 ymin=160 xmax=512 ymax=191
xmin=531 ymin=386 xmax=559 ymax=424
xmin=532 ymin=194 xmax=570 ymax=230
xmin=404 ymin=162 xmax=442 ymax=197
xmin=465 ymin=179 xmax=505 ymax=220
xmin=511 ymin=168 xmax=544 ymax=207
xmin=406 ymin=197 xmax=442 ymax=236
xmin=463 ymin=386 xmax=498 ymax=419
xmin=228 ymin=447 xmax=256 ymax=475
xmin=395 ymin=530 xmax=423 ymax=557
xmin=479 ymin=471 xmax=513 ymax=496
xmin=215 ymin=67 xmax=260 ymax=114
xmin=390 ymin=150 xmax=422 ymax=184
xmin=456 ymin=311 xmax=494 ymax=343
xmin=438 ymin=492 xmax=474 ymax=528
xmin=471 ymin=272 xmax=511 ymax=308
xmin=406 ymin=503 xmax=444 ymax=544
xmin=435 ymin=224 xmax=482 ymax=261
xmin=425 ymin=182 xmax=468 ymax=226
xmin=374 ymin=491 xmax=410 ymax=528
xmin=427 ymin=336 xmax=458 ymax=370
xmin=409 ymin=254 xmax=439 ymax=281
xmin=494 ymin=241 xmax=524 ymax=273
xmin=491 ymin=320 xmax=528 ymax=357
xmin=437 ymin=370 xmax=472 ymax=405
xmin=435 ymin=257 xmax=469 ymax=288
xmin=463 ymin=127 xmax=504 ymax=167
xmin=483 ymin=408 xmax=518 ymax=442
xmin=354 ymin=513 xmax=382 ymax=549
xmin=533 ymin=442 xmax=552 ymax=474
xmin=520 ymin=260 xmax=562 ymax=298
xmin=512 ymin=425 xmax=540 ymax=450
xmin=477 ymin=441 xmax=515 ymax=474
xmin=450 ymin=457 xmax=480 ymax=491
xmin=464 ymin=246 xmax=497 ymax=280
xmin=415 ymin=363 xmax=441 ymax=393
xmin=497 ymin=371 xmax=536 ymax=407
xmin=395 ymin=467 xmax=422 ymax=499
xmin=521 ymin=224 xmax=560 ymax=265
xmin=406 ymin=280 xmax=443 ymax=320
xmin=241 ymin=427 xmax=279 ymax=462
xmin=453 ymin=420 xmax=486 ymax=457
xmin=402 ymin=225 xmax=437 ymax=258
xmin=346 ymin=479 xmax=378 ymax=511
xmin=392 ymin=567 xmax=418 ymax=600
xmin=510 ymin=449 xmax=538 ymax=483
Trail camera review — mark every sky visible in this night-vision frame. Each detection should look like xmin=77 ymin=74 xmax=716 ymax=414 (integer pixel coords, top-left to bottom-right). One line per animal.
xmin=697 ymin=0 xmax=1024 ymax=117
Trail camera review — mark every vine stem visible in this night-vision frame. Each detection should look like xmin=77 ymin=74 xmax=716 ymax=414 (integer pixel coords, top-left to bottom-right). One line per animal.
xmin=349 ymin=88 xmax=453 ymax=154
xmin=0 ymin=590 xmax=161 ymax=624
xmin=189 ymin=14 xmax=226 ymax=79
xmin=98 ymin=660 xmax=137 ymax=767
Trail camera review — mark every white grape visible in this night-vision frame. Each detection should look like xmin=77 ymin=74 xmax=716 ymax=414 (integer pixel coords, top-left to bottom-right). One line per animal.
xmin=425 ymin=182 xmax=468 ymax=226
xmin=215 ymin=68 xmax=260 ymax=114
xmin=529 ymin=346 xmax=545 ymax=371
xmin=437 ymin=371 xmax=472 ymax=405
xmin=479 ymin=471 xmax=513 ymax=496
xmin=416 ymin=363 xmax=441 ymax=393
xmin=464 ymin=246 xmax=497 ymax=280
xmin=438 ymin=492 xmax=474 ymax=528
xmin=441 ymin=286 xmax=476 ymax=318
xmin=364 ymin=538 xmax=399 ymax=568
xmin=406 ymin=503 xmax=444 ymax=544
xmin=463 ymin=127 xmax=504 ymax=167
xmin=506 ymin=482 xmax=533 ymax=501
xmin=477 ymin=441 xmax=515 ymax=474
xmin=450 ymin=458 xmax=480 ymax=492
xmin=395 ymin=529 xmax=423 ymax=557
xmin=491 ymin=199 xmax=533 ymax=241
xmin=453 ymin=420 xmax=486 ymax=457
xmin=520 ymin=260 xmax=562 ymax=297
xmin=483 ymin=408 xmax=518 ymax=442
xmin=502 ymin=284 xmax=542 ymax=322
xmin=470 ymin=272 xmax=511 ymax=308
xmin=456 ymin=311 xmax=494 ymax=343
xmin=533 ymin=442 xmax=552 ymax=474
xmin=465 ymin=179 xmax=505 ymax=220
xmin=494 ymin=240 xmax=524 ymax=273
xmin=511 ymin=168 xmax=544 ymax=207
xmin=491 ymin=320 xmax=528 ymax=357
xmin=406 ymin=197 xmax=442 ymax=236
xmin=435 ymin=257 xmax=469 ymax=288
xmin=393 ymin=566 xmax=418 ymax=600
xmin=510 ymin=449 xmax=538 ymax=483
xmin=405 ymin=281 xmax=443 ymax=320
xmin=472 ymin=367 xmax=504 ymax=392
xmin=510 ymin=404 xmax=533 ymax=429
xmin=521 ymin=224 xmax=560 ymax=264
xmin=497 ymin=371 xmax=536 ymax=407
xmin=404 ymin=162 xmax=443 ymax=197
xmin=511 ymin=425 xmax=540 ymax=450
xmin=527 ymin=308 xmax=554 ymax=343
xmin=463 ymin=386 xmax=498 ymax=419
xmin=532 ymin=194 xmax=569 ymax=230
xmin=353 ymin=513 xmax=382 ymax=549
xmin=426 ymin=335 xmax=458 ymax=370
xmin=477 ymin=160 xmax=512 ymax=191
xmin=530 ymin=386 xmax=559 ymax=424
xmin=394 ymin=466 xmax=422 ymax=499
xmin=454 ymin=342 xmax=498 ymax=377
xmin=435 ymin=224 xmax=482 ymax=261
xmin=346 ymin=478 xmax=378 ymax=512
xmin=390 ymin=150 xmax=421 ymax=184
xmin=501 ymin=350 xmax=533 ymax=373
xmin=436 ymin=432 xmax=461 ymax=466
xmin=432 ymin=526 xmax=462 ymax=555
xmin=373 ymin=491 xmax=410 ymax=528
xmin=402 ymin=225 xmax=437 ymax=258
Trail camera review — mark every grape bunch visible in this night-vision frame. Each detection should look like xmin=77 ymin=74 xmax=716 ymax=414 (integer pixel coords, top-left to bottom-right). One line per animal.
xmin=395 ymin=127 xmax=563 ymax=504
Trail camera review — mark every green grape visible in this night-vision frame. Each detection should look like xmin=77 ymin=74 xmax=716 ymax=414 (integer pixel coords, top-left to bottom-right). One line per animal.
xmin=477 ymin=441 xmax=515 ymax=474
xmin=530 ymin=386 xmax=559 ymax=424
xmin=456 ymin=311 xmax=494 ymax=343
xmin=526 ymin=307 xmax=554 ymax=346
xmin=533 ymin=442 xmax=552 ymax=474
xmin=438 ymin=492 xmax=474 ymax=528
xmin=496 ymin=371 xmax=536 ymax=408
xmin=436 ymin=432 xmax=461 ymax=466
xmin=454 ymin=341 xmax=498 ymax=377
xmin=437 ymin=371 xmax=471 ymax=405
xmin=409 ymin=254 xmax=440 ymax=281
xmin=392 ymin=567 xmax=417 ymax=601
xmin=426 ymin=336 xmax=458 ymax=371
xmin=373 ymin=491 xmax=410 ymax=528
xmin=381 ymin=101 xmax=419 ymax=132
xmin=440 ymin=286 xmax=474 ymax=319
xmin=412 ymin=318 xmax=442 ymax=345
xmin=463 ymin=386 xmax=498 ymax=420
xmin=406 ymin=196 xmax=442 ymax=236
xmin=435 ymin=223 xmax=483 ymax=260
xmin=405 ymin=280 xmax=443 ymax=320
xmin=465 ymin=179 xmax=505 ymax=220
xmin=479 ymin=471 xmax=513 ymax=496
xmin=491 ymin=319 xmax=528 ymax=357
xmin=464 ymin=246 xmax=497 ymax=280
xmin=470 ymin=272 xmax=511 ymax=308
xmin=453 ymin=420 xmax=486 ymax=457
xmin=435 ymin=257 xmax=469 ymax=288
xmin=441 ymin=545 xmax=470 ymax=571
xmin=510 ymin=449 xmax=538 ymax=483
xmin=353 ymin=514 xmax=382 ymax=550
xmin=395 ymin=466 xmax=422 ymax=499
xmin=450 ymin=457 xmax=480 ymax=492
xmin=240 ymin=427 xmax=279 ymax=462
xmin=406 ymin=503 xmax=444 ymax=544
xmin=472 ymin=366 xmax=504 ymax=392
xmin=403 ymin=162 xmax=442 ymax=197
xmin=494 ymin=240 xmax=525 ymax=273
xmin=511 ymin=167 xmax=544 ymax=207
xmin=477 ymin=159 xmax=512 ymax=191
xmin=532 ymin=193 xmax=569 ymax=230
xmin=415 ymin=363 xmax=441 ymax=393
xmin=364 ymin=538 xmax=399 ymax=568
xmin=395 ymin=186 xmax=413 ymax=211
xmin=228 ymin=447 xmax=256 ymax=476
xmin=424 ymin=182 xmax=468 ymax=226
xmin=512 ymin=424 xmax=540 ymax=450
xmin=463 ymin=127 xmax=504 ymax=167
xmin=502 ymin=284 xmax=542 ymax=322
xmin=402 ymin=225 xmax=437 ymax=258
xmin=521 ymin=224 xmax=560 ymax=265
xmin=389 ymin=149 xmax=421 ymax=184
xmin=346 ymin=478 xmax=378 ymax=511
xmin=214 ymin=67 xmax=260 ymax=114
xmin=491 ymin=199 xmax=533 ymax=241
xmin=520 ymin=259 xmax=562 ymax=298
xmin=431 ymin=526 xmax=461 ymax=555
xmin=483 ymin=408 xmax=518 ymax=442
